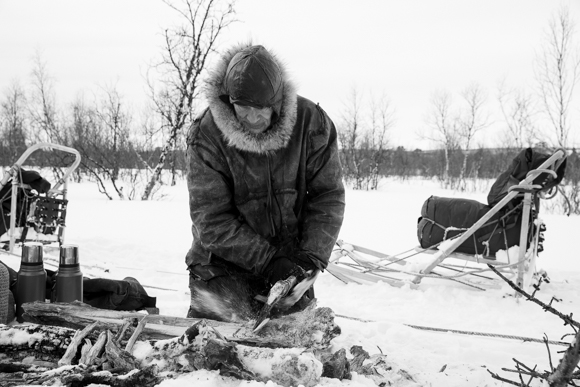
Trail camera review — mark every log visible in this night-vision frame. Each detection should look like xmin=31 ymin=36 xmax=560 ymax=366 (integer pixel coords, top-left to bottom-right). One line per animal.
xmin=104 ymin=330 xmax=139 ymax=372
xmin=3 ymin=301 xmax=411 ymax=387
xmin=22 ymin=300 xmax=340 ymax=349
xmin=58 ymin=321 xmax=99 ymax=366
xmin=0 ymin=324 xmax=77 ymax=362
xmin=83 ymin=331 xmax=107 ymax=366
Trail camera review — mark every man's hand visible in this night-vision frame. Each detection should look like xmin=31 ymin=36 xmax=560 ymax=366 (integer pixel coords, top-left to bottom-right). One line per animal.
xmin=277 ymin=269 xmax=319 ymax=310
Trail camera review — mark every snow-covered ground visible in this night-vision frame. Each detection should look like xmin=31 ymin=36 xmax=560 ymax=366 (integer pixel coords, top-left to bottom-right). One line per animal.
xmin=3 ymin=176 xmax=580 ymax=386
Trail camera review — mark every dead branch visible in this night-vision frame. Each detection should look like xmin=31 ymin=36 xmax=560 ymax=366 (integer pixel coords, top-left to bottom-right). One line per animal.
xmin=488 ymin=265 xmax=580 ymax=386
xmin=488 ymin=264 xmax=580 ymax=329
xmin=548 ymin=329 xmax=580 ymax=386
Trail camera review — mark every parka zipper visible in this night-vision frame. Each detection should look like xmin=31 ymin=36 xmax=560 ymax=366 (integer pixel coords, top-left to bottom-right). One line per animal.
xmin=266 ymin=153 xmax=277 ymax=238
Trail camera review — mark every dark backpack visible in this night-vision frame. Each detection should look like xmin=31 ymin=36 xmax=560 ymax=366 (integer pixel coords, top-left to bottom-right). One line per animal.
xmin=1 ymin=169 xmax=52 ymax=237
xmin=417 ymin=195 xmax=526 ymax=257
xmin=487 ymin=148 xmax=566 ymax=207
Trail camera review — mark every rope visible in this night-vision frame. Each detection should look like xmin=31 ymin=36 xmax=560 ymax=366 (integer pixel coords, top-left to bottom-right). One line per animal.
xmin=404 ymin=323 xmax=569 ymax=347
xmin=334 ymin=314 xmax=570 ymax=347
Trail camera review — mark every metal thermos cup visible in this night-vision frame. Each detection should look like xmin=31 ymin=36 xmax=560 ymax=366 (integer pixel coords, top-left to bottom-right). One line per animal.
xmin=55 ymin=245 xmax=83 ymax=303
xmin=16 ymin=243 xmax=47 ymax=322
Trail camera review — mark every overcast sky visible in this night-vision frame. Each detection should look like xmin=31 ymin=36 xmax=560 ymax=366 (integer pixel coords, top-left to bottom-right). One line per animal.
xmin=1 ymin=0 xmax=578 ymax=149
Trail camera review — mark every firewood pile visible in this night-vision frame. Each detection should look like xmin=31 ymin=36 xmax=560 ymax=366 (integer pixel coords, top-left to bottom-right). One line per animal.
xmin=0 ymin=301 xmax=407 ymax=387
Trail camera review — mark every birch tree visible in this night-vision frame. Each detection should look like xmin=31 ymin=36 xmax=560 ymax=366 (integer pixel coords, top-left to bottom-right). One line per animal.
xmin=366 ymin=93 xmax=394 ymax=189
xmin=141 ymin=0 xmax=236 ymax=200
xmin=497 ymin=81 xmax=538 ymax=149
xmin=424 ymin=90 xmax=460 ymax=187
xmin=0 ymin=82 xmax=28 ymax=165
xmin=536 ymin=6 xmax=579 ymax=148
xmin=536 ymin=6 xmax=580 ymax=215
xmin=338 ymin=87 xmax=365 ymax=189
xmin=456 ymin=83 xmax=489 ymax=191
xmin=29 ymin=52 xmax=61 ymax=145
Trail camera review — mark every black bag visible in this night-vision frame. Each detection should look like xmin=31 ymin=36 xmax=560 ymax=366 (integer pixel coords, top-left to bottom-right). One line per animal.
xmin=1 ymin=169 xmax=52 ymax=237
xmin=417 ymin=196 xmax=527 ymax=257
xmin=488 ymin=148 xmax=566 ymax=207
xmin=82 ymin=277 xmax=157 ymax=311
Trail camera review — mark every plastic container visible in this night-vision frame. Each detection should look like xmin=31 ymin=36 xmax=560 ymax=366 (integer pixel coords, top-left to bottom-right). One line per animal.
xmin=55 ymin=245 xmax=83 ymax=303
xmin=16 ymin=242 xmax=47 ymax=322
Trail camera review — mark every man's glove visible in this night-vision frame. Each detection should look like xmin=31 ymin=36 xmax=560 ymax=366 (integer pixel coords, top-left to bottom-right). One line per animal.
xmin=263 ymin=256 xmax=305 ymax=286
xmin=83 ymin=277 xmax=156 ymax=311
xmin=291 ymin=251 xmax=323 ymax=272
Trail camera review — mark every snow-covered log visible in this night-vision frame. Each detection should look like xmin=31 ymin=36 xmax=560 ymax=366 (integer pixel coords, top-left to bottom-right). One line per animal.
xmin=0 ymin=323 xmax=76 ymax=362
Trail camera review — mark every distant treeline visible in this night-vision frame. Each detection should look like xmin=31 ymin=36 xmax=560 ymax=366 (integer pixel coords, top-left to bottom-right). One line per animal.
xmin=3 ymin=143 xmax=577 ymax=184
xmin=338 ymin=145 xmax=579 ymax=183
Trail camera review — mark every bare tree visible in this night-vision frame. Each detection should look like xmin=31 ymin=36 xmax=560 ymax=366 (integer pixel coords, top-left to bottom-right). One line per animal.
xmin=536 ymin=6 xmax=580 ymax=215
xmin=456 ymin=83 xmax=489 ymax=191
xmin=141 ymin=0 xmax=236 ymax=200
xmin=92 ymin=85 xmax=133 ymax=199
xmin=536 ymin=6 xmax=579 ymax=148
xmin=0 ymin=81 xmax=28 ymax=164
xmin=338 ymin=87 xmax=366 ymax=189
xmin=27 ymin=52 xmax=74 ymax=181
xmin=28 ymin=52 xmax=61 ymax=144
xmin=366 ymin=92 xmax=395 ymax=189
xmin=423 ymin=90 xmax=460 ymax=187
xmin=497 ymin=80 xmax=538 ymax=149
xmin=68 ymin=87 xmax=134 ymax=200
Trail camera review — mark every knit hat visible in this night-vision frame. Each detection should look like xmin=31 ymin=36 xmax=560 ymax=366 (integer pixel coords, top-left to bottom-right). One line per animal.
xmin=221 ymin=45 xmax=284 ymax=113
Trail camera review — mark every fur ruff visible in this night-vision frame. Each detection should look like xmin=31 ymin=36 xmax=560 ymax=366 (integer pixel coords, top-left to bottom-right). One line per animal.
xmin=204 ymin=42 xmax=298 ymax=154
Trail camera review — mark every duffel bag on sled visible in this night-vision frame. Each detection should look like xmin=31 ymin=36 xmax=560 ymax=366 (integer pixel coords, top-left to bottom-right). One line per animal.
xmin=416 ymin=196 xmax=532 ymax=257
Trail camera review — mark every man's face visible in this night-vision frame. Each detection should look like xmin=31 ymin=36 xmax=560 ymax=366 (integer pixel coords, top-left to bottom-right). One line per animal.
xmin=232 ymin=101 xmax=273 ymax=134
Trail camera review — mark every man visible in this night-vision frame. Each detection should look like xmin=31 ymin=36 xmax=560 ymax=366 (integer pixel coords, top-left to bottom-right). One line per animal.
xmin=185 ymin=43 xmax=345 ymax=322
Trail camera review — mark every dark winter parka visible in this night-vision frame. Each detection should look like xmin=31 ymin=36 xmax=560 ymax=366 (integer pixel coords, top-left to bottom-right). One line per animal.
xmin=185 ymin=43 xmax=345 ymax=279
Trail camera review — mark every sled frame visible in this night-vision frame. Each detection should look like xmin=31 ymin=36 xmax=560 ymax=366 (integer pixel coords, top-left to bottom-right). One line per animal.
xmin=0 ymin=143 xmax=81 ymax=253
xmin=328 ymin=148 xmax=567 ymax=294
xmin=413 ymin=149 xmax=565 ymax=288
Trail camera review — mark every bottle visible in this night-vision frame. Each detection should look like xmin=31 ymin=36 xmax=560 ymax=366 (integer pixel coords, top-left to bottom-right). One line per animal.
xmin=16 ymin=242 xmax=47 ymax=322
xmin=55 ymin=245 xmax=83 ymax=303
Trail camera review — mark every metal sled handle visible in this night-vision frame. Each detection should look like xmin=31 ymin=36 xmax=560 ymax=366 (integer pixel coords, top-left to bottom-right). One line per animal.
xmin=1 ymin=143 xmax=81 ymax=253
xmin=0 ymin=142 xmax=81 ymax=194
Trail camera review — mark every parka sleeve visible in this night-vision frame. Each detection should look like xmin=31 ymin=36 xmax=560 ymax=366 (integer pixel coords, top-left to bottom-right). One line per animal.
xmin=299 ymin=106 xmax=346 ymax=269
xmin=186 ymin=119 xmax=276 ymax=274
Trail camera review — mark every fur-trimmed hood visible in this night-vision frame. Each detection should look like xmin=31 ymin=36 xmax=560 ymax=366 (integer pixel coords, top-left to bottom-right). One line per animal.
xmin=204 ymin=43 xmax=298 ymax=154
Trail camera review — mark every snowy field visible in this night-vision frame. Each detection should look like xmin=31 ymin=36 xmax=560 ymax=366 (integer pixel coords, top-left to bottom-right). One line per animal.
xmin=3 ymin=176 xmax=579 ymax=386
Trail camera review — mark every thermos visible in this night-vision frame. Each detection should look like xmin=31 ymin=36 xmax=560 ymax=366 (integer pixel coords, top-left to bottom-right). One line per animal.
xmin=55 ymin=245 xmax=83 ymax=303
xmin=16 ymin=242 xmax=47 ymax=322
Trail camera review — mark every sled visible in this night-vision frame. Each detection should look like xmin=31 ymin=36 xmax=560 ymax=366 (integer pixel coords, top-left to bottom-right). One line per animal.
xmin=327 ymin=148 xmax=568 ymax=295
xmin=0 ymin=142 xmax=81 ymax=254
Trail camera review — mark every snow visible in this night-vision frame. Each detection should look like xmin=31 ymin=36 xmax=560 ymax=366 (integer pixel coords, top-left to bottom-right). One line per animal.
xmin=2 ymin=176 xmax=580 ymax=386
xmin=0 ymin=328 xmax=43 ymax=347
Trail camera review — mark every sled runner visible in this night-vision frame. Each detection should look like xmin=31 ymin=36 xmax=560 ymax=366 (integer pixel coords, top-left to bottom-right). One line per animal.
xmin=327 ymin=148 xmax=568 ymax=294
xmin=0 ymin=143 xmax=81 ymax=253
